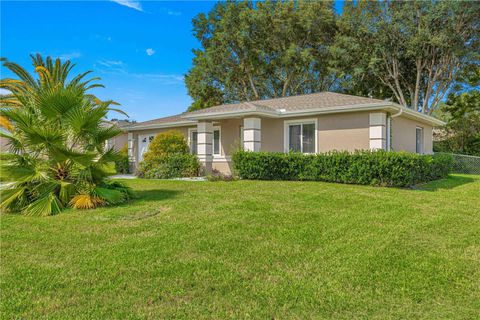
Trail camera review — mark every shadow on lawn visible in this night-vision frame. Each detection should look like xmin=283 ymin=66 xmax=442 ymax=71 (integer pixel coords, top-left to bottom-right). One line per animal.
xmin=132 ymin=189 xmax=182 ymax=202
xmin=415 ymin=175 xmax=477 ymax=192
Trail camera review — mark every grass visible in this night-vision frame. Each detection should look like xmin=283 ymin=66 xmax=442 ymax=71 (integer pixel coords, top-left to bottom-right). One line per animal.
xmin=1 ymin=175 xmax=479 ymax=319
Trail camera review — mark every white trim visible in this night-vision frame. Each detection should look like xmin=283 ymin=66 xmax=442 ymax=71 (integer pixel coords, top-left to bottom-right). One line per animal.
xmin=126 ymin=121 xmax=196 ymax=131
xmin=283 ymin=118 xmax=318 ymax=153
xmin=212 ymin=156 xmax=231 ymax=162
xmin=187 ymin=128 xmax=198 ymax=154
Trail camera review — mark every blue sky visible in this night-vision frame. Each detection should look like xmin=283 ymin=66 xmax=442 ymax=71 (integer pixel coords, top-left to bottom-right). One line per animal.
xmin=1 ymin=1 xmax=344 ymax=122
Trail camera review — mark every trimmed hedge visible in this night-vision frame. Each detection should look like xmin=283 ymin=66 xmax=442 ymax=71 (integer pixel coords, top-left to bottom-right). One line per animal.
xmin=136 ymin=154 xmax=200 ymax=179
xmin=232 ymin=150 xmax=453 ymax=187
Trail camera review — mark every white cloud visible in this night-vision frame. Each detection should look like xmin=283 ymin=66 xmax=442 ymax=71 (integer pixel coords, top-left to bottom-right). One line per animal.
xmin=58 ymin=52 xmax=82 ymax=60
xmin=111 ymin=0 xmax=143 ymax=12
xmin=146 ymin=48 xmax=155 ymax=56
xmin=95 ymin=63 xmax=183 ymax=85
xmin=167 ymin=10 xmax=181 ymax=16
xmin=97 ymin=60 xmax=124 ymax=67
xmin=132 ymin=73 xmax=184 ymax=84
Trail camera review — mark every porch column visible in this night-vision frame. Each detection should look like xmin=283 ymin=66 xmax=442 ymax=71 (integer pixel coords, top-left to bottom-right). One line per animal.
xmin=243 ymin=117 xmax=261 ymax=152
xmin=197 ymin=121 xmax=213 ymax=174
xmin=127 ymin=132 xmax=135 ymax=162
xmin=369 ymin=112 xmax=387 ymax=150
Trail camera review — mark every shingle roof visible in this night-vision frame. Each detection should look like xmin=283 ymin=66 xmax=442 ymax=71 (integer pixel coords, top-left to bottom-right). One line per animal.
xmin=128 ymin=113 xmax=194 ymax=128
xmin=185 ymin=92 xmax=386 ymax=116
xmin=126 ymin=92 xmax=444 ymax=129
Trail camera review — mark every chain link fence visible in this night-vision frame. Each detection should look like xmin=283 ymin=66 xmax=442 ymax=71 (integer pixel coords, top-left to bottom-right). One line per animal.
xmin=436 ymin=152 xmax=480 ymax=175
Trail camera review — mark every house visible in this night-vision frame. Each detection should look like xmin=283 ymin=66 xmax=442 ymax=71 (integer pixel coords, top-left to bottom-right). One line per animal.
xmin=125 ymin=92 xmax=444 ymax=174
xmin=103 ymin=120 xmax=131 ymax=152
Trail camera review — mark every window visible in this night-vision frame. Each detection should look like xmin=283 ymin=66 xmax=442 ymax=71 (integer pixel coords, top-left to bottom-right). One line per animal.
xmin=213 ymin=129 xmax=220 ymax=155
xmin=189 ymin=130 xmax=198 ymax=154
xmin=416 ymin=127 xmax=424 ymax=153
xmin=189 ymin=128 xmax=220 ymax=155
xmin=285 ymin=120 xmax=317 ymax=153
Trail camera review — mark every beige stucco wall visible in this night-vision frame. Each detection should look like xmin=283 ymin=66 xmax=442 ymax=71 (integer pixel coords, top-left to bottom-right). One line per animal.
xmin=108 ymin=132 xmax=128 ymax=151
xmin=261 ymin=112 xmax=370 ymax=153
xmin=392 ymin=116 xmax=433 ymax=154
xmin=214 ymin=118 xmax=243 ymax=156
xmin=317 ymin=112 xmax=370 ymax=152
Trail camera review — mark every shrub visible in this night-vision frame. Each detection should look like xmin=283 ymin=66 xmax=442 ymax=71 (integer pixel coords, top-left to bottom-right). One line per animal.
xmin=137 ymin=130 xmax=200 ymax=179
xmin=115 ymin=143 xmax=130 ymax=174
xmin=143 ymin=130 xmax=189 ymax=162
xmin=0 ymin=55 xmax=132 ymax=216
xmin=232 ymin=150 xmax=453 ymax=187
xmin=137 ymin=154 xmax=200 ymax=179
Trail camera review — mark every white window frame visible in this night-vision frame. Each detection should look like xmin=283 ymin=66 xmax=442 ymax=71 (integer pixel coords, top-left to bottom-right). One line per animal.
xmin=213 ymin=126 xmax=221 ymax=157
xmin=189 ymin=126 xmax=221 ymax=157
xmin=188 ymin=128 xmax=198 ymax=154
xmin=283 ymin=118 xmax=318 ymax=154
xmin=416 ymin=126 xmax=424 ymax=154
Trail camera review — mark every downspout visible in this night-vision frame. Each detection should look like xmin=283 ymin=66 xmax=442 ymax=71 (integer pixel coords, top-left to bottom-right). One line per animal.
xmin=389 ymin=107 xmax=403 ymax=151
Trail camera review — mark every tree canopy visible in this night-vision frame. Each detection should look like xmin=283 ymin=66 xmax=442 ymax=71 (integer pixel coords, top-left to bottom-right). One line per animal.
xmin=185 ymin=0 xmax=479 ymax=114
xmin=185 ymin=0 xmax=338 ymax=110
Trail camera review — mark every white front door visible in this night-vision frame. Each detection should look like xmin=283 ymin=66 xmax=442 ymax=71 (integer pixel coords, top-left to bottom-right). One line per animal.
xmin=138 ymin=134 xmax=155 ymax=162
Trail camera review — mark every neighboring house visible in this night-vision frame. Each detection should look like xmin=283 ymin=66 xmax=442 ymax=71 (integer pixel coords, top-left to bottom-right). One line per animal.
xmin=103 ymin=120 xmax=131 ymax=152
xmin=125 ymin=92 xmax=444 ymax=174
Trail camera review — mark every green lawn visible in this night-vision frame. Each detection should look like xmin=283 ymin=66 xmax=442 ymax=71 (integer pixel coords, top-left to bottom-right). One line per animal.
xmin=1 ymin=175 xmax=479 ymax=319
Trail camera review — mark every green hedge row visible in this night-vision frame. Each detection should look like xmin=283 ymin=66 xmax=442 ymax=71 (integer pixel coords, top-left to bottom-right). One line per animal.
xmin=232 ymin=150 xmax=453 ymax=187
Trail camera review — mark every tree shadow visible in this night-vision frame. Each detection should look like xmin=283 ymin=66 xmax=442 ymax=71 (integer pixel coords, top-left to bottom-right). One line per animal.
xmin=131 ymin=189 xmax=182 ymax=202
xmin=413 ymin=175 xmax=477 ymax=192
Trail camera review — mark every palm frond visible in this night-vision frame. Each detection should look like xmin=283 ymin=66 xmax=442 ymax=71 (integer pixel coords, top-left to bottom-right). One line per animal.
xmin=24 ymin=192 xmax=63 ymax=216
xmin=1 ymin=60 xmax=37 ymax=89
xmin=93 ymin=187 xmax=125 ymax=204
xmin=70 ymin=194 xmax=105 ymax=209
xmin=0 ymin=187 xmax=28 ymax=212
xmin=58 ymin=181 xmax=75 ymax=205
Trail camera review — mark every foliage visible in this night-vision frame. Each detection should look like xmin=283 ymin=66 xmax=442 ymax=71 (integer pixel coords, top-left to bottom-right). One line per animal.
xmin=185 ymin=0 xmax=337 ymax=110
xmin=331 ymin=0 xmax=479 ymax=114
xmin=142 ymin=130 xmax=190 ymax=162
xmin=233 ymin=150 xmax=453 ymax=187
xmin=137 ymin=130 xmax=199 ymax=179
xmin=0 ymin=54 xmax=132 ymax=215
xmin=186 ymin=1 xmax=479 ymax=114
xmin=434 ymin=90 xmax=480 ymax=156
xmin=114 ymin=143 xmax=130 ymax=174
xmin=136 ymin=154 xmax=200 ymax=179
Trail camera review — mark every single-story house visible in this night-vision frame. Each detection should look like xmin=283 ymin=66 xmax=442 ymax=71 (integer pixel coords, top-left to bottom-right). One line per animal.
xmin=103 ymin=120 xmax=131 ymax=152
xmin=125 ymin=92 xmax=444 ymax=174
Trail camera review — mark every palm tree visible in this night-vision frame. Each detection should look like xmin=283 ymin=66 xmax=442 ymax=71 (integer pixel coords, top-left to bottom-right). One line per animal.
xmin=0 ymin=54 xmax=132 ymax=216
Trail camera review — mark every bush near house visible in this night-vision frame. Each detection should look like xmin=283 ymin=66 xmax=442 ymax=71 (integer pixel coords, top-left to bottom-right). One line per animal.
xmin=233 ymin=150 xmax=453 ymax=187
xmin=115 ymin=143 xmax=130 ymax=174
xmin=136 ymin=130 xmax=200 ymax=179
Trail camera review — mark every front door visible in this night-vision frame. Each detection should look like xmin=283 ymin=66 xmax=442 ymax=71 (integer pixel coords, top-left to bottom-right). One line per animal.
xmin=138 ymin=134 xmax=155 ymax=162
